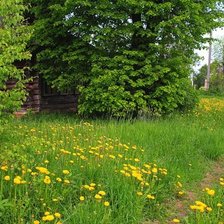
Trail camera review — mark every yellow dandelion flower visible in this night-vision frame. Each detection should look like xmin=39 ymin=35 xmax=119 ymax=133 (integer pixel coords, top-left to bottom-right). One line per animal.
xmin=143 ymin=164 xmax=150 ymax=169
xmin=95 ymin=194 xmax=102 ymax=200
xmin=42 ymin=215 xmax=54 ymax=221
xmin=64 ymin=179 xmax=70 ymax=184
xmin=54 ymin=213 xmax=61 ymax=218
xmin=152 ymin=168 xmax=157 ymax=173
xmin=198 ymin=206 xmax=205 ymax=212
xmin=43 ymin=176 xmax=51 ymax=184
xmin=80 ymin=196 xmax=85 ymax=201
xmin=125 ymin=172 xmax=131 ymax=177
xmin=190 ymin=204 xmax=206 ymax=213
xmin=62 ymin=170 xmax=70 ymax=175
xmin=178 ymin=191 xmax=184 ymax=196
xmin=176 ymin=182 xmax=182 ymax=188
xmin=31 ymin=172 xmax=38 ymax=176
xmin=33 ymin=220 xmax=40 ymax=224
xmin=137 ymin=192 xmax=143 ymax=196
xmin=4 ymin=176 xmax=10 ymax=181
xmin=98 ymin=191 xmax=106 ymax=196
xmin=14 ymin=176 xmax=22 ymax=185
xmin=104 ymin=201 xmax=110 ymax=206
xmin=172 ymin=218 xmax=180 ymax=223
xmin=205 ymin=188 xmax=215 ymax=196
xmin=195 ymin=201 xmax=207 ymax=208
xmin=217 ymin=203 xmax=222 ymax=207
xmin=36 ymin=167 xmax=50 ymax=175
xmin=56 ymin=177 xmax=62 ymax=182
xmin=44 ymin=212 xmax=50 ymax=215
xmin=206 ymin=207 xmax=212 ymax=212
xmin=1 ymin=165 xmax=8 ymax=171
xmin=89 ymin=186 xmax=95 ymax=191
xmin=190 ymin=205 xmax=197 ymax=210
xmin=147 ymin=194 xmax=155 ymax=200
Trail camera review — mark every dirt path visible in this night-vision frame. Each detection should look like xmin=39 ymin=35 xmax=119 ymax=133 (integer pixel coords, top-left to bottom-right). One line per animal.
xmin=173 ymin=159 xmax=224 ymax=219
xmin=143 ymin=158 xmax=224 ymax=224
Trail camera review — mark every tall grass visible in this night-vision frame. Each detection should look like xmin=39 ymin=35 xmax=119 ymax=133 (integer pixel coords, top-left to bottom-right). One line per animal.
xmin=0 ymin=97 xmax=224 ymax=223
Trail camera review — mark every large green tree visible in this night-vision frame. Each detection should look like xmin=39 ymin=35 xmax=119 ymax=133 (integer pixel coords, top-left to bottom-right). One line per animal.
xmin=28 ymin=0 xmax=223 ymax=117
xmin=0 ymin=0 xmax=31 ymax=117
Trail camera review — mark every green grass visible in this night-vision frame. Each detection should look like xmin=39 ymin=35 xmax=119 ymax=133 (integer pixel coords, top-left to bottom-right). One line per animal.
xmin=0 ymin=99 xmax=224 ymax=224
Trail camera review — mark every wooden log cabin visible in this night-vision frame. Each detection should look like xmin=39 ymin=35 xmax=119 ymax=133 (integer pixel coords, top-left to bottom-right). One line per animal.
xmin=1 ymin=16 xmax=77 ymax=115
xmin=7 ymin=75 xmax=78 ymax=114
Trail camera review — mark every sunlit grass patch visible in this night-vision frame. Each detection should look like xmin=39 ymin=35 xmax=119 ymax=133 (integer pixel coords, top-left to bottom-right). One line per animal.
xmin=195 ymin=97 xmax=224 ymax=116
xmin=200 ymin=98 xmax=224 ymax=112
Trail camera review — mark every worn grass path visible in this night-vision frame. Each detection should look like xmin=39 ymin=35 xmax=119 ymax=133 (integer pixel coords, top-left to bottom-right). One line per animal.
xmin=143 ymin=158 xmax=224 ymax=223
xmin=172 ymin=158 xmax=223 ymax=220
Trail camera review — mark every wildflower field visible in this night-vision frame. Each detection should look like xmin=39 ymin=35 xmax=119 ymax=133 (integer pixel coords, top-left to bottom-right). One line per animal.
xmin=1 ymin=97 xmax=224 ymax=224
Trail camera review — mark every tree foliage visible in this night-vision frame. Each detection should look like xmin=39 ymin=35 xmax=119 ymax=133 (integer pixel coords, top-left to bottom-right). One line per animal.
xmin=210 ymin=38 xmax=224 ymax=93
xmin=194 ymin=60 xmax=224 ymax=93
xmin=0 ymin=0 xmax=31 ymax=117
xmin=28 ymin=0 xmax=223 ymax=117
xmin=213 ymin=37 xmax=224 ymax=73
xmin=194 ymin=64 xmax=208 ymax=89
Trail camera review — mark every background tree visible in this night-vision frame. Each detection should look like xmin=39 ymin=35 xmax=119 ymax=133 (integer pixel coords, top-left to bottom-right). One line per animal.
xmin=26 ymin=0 xmax=94 ymax=91
xmin=28 ymin=0 xmax=223 ymax=117
xmin=210 ymin=59 xmax=224 ymax=93
xmin=0 ymin=0 xmax=31 ymax=118
xmin=213 ymin=37 xmax=224 ymax=75
xmin=194 ymin=64 xmax=208 ymax=89
xmin=194 ymin=61 xmax=221 ymax=88
xmin=197 ymin=37 xmax=224 ymax=93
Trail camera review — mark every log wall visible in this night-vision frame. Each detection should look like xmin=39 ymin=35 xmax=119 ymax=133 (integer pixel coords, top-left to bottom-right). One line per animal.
xmin=6 ymin=77 xmax=77 ymax=113
xmin=40 ymin=94 xmax=77 ymax=112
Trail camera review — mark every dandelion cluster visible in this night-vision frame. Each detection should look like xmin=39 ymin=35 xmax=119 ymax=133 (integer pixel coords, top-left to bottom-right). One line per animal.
xmin=188 ymin=176 xmax=224 ymax=223
xmin=0 ymin=122 xmax=172 ymax=223
xmin=199 ymin=98 xmax=224 ymax=113
xmin=194 ymin=97 xmax=224 ymax=119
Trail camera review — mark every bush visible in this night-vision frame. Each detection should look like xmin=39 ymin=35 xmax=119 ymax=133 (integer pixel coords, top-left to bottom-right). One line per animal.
xmin=78 ymin=72 xmax=198 ymax=118
xmin=0 ymin=0 xmax=31 ymax=119
xmin=177 ymin=79 xmax=199 ymax=112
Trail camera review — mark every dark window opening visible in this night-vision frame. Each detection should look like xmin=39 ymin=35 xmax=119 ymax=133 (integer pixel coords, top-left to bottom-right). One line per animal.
xmin=41 ymin=78 xmax=74 ymax=96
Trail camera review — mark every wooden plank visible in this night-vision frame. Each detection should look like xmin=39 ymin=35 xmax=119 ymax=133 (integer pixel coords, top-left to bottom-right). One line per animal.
xmin=32 ymin=95 xmax=41 ymax=101
xmin=32 ymin=89 xmax=40 ymax=95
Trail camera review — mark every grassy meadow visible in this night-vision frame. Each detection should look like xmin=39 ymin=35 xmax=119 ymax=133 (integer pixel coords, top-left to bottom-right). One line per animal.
xmin=0 ymin=97 xmax=224 ymax=224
